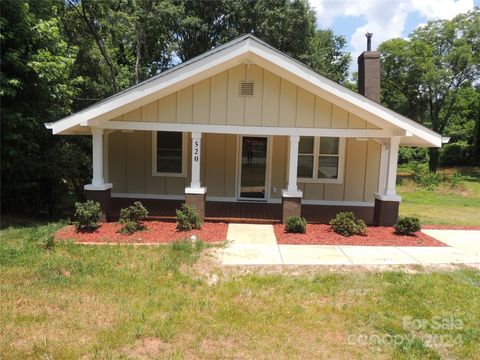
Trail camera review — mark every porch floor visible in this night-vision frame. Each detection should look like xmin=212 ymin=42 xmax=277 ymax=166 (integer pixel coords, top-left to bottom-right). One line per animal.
xmin=110 ymin=198 xmax=374 ymax=225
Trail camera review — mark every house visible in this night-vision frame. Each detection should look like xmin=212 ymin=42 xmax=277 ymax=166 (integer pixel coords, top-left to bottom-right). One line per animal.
xmin=46 ymin=34 xmax=443 ymax=226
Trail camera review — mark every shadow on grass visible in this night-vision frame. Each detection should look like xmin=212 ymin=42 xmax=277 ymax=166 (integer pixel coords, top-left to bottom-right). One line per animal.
xmin=0 ymin=215 xmax=69 ymax=230
xmin=455 ymin=166 xmax=480 ymax=181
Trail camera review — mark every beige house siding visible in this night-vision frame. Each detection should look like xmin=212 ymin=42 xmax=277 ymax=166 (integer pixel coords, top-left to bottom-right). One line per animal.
xmin=107 ymin=131 xmax=189 ymax=195
xmin=106 ymin=131 xmax=380 ymax=202
xmin=298 ymin=139 xmax=381 ymax=202
xmin=105 ymin=62 xmax=382 ymax=202
xmin=110 ymin=64 xmax=381 ymax=131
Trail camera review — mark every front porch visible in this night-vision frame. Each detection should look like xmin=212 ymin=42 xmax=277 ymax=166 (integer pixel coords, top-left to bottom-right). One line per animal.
xmin=109 ymin=198 xmax=374 ymax=225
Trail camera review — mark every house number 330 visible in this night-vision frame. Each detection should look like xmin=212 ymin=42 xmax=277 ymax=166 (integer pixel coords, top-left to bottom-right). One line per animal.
xmin=193 ymin=140 xmax=199 ymax=162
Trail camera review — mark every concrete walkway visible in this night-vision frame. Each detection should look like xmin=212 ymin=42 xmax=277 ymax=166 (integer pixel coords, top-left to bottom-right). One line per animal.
xmin=222 ymin=225 xmax=480 ymax=266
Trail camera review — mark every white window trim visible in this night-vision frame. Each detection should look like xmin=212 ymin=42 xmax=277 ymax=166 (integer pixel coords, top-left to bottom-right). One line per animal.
xmin=298 ymin=137 xmax=346 ymax=184
xmin=151 ymin=131 xmax=187 ymax=177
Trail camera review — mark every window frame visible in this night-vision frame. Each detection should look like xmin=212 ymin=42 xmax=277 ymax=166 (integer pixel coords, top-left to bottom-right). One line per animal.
xmin=297 ymin=137 xmax=346 ymax=184
xmin=151 ymin=131 xmax=187 ymax=177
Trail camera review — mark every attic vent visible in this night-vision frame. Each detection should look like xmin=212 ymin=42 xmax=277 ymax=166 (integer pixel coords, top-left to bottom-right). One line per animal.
xmin=239 ymin=81 xmax=254 ymax=96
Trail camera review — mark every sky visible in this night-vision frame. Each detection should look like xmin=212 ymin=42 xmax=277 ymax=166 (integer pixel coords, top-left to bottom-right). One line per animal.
xmin=309 ymin=0 xmax=479 ymax=76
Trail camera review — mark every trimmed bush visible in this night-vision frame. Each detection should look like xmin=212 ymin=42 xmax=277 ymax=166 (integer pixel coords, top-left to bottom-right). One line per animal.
xmin=329 ymin=212 xmax=367 ymax=237
xmin=74 ymin=200 xmax=101 ymax=232
xmin=285 ymin=216 xmax=307 ymax=234
xmin=176 ymin=204 xmax=203 ymax=231
xmin=394 ymin=217 xmax=421 ymax=235
xmin=118 ymin=201 xmax=148 ymax=234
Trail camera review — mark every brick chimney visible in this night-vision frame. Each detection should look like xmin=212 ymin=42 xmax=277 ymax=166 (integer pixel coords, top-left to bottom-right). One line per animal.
xmin=357 ymin=32 xmax=380 ymax=102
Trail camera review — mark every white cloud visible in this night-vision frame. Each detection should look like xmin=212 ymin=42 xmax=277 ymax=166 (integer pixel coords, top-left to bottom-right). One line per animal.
xmin=310 ymin=0 xmax=474 ymax=75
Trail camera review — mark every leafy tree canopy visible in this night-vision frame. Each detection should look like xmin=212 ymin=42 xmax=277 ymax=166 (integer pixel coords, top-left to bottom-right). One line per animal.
xmin=379 ymin=8 xmax=480 ymax=170
xmin=1 ymin=0 xmax=351 ymax=216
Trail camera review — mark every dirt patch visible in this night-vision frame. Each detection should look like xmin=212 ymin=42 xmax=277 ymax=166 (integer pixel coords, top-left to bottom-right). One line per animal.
xmin=55 ymin=221 xmax=228 ymax=244
xmin=122 ymin=337 xmax=174 ymax=359
xmin=274 ymin=224 xmax=447 ymax=246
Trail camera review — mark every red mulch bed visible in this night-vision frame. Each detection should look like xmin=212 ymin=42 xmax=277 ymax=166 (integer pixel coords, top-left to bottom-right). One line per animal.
xmin=55 ymin=221 xmax=228 ymax=244
xmin=274 ymin=224 xmax=447 ymax=247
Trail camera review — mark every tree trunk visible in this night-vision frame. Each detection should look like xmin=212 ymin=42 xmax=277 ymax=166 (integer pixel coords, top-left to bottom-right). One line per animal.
xmin=428 ymin=147 xmax=440 ymax=172
xmin=474 ymin=117 xmax=480 ymax=162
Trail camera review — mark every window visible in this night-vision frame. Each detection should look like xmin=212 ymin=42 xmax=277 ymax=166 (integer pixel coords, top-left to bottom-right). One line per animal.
xmin=153 ymin=131 xmax=186 ymax=176
xmin=297 ymin=137 xmax=345 ymax=183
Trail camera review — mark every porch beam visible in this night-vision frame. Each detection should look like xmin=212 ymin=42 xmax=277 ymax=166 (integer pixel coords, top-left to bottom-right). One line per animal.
xmin=95 ymin=121 xmax=405 ymax=138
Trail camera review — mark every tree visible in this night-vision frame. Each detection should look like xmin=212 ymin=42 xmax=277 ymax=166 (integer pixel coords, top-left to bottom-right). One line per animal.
xmin=1 ymin=0 xmax=353 ymax=217
xmin=303 ymin=29 xmax=352 ymax=83
xmin=1 ymin=0 xmax=88 ymax=216
xmin=172 ymin=0 xmax=350 ymax=82
xmin=379 ymin=8 xmax=480 ymax=171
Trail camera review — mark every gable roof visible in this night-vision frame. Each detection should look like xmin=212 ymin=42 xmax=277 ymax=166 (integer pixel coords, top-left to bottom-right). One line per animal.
xmin=46 ymin=34 xmax=442 ymax=147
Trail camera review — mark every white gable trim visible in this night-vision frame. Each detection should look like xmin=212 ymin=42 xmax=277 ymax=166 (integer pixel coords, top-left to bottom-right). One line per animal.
xmin=47 ymin=35 xmax=441 ymax=147
xmin=48 ymin=37 xmax=251 ymax=135
xmin=246 ymin=39 xmax=441 ymax=146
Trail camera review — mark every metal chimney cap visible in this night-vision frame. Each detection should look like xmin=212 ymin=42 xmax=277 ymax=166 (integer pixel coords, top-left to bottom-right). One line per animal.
xmin=365 ymin=32 xmax=373 ymax=51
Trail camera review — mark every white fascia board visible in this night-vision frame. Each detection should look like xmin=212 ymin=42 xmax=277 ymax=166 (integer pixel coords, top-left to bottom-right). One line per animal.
xmin=248 ymin=41 xmax=442 ymax=147
xmin=51 ymin=40 xmax=251 ymax=135
xmin=100 ymin=121 xmax=403 ymax=138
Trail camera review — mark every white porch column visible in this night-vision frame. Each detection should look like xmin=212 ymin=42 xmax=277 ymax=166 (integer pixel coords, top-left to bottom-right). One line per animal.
xmin=281 ymin=135 xmax=302 ymax=223
xmin=84 ymin=127 xmax=112 ymax=190
xmin=377 ymin=143 xmax=388 ymax=194
xmin=374 ymin=136 xmax=401 ymax=226
xmin=282 ymin=135 xmax=302 ymax=197
xmin=375 ymin=136 xmax=401 ymax=201
xmin=185 ymin=132 xmax=206 ymax=194
xmin=385 ymin=136 xmax=400 ymax=197
xmin=185 ymin=132 xmax=206 ymax=219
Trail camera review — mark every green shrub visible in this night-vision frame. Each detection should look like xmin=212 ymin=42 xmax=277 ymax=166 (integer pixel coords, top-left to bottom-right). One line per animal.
xmin=398 ymin=147 xmax=429 ymax=165
xmin=415 ymin=171 xmax=443 ymax=190
xmin=74 ymin=200 xmax=101 ymax=232
xmin=118 ymin=201 xmax=148 ymax=234
xmin=176 ymin=204 xmax=203 ymax=231
xmin=440 ymin=141 xmax=472 ymax=166
xmin=394 ymin=217 xmax=421 ymax=235
xmin=285 ymin=216 xmax=307 ymax=233
xmin=409 ymin=163 xmax=443 ymax=190
xmin=329 ymin=212 xmax=367 ymax=237
xmin=449 ymin=172 xmax=467 ymax=189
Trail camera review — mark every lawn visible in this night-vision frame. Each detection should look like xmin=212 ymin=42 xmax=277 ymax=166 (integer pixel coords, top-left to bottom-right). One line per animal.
xmin=1 ymin=220 xmax=479 ymax=359
xmin=398 ymin=166 xmax=480 ymax=226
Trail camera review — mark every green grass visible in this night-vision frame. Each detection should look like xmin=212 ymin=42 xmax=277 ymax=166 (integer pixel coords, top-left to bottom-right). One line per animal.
xmin=398 ymin=166 xmax=480 ymax=226
xmin=1 ymin=221 xmax=480 ymax=358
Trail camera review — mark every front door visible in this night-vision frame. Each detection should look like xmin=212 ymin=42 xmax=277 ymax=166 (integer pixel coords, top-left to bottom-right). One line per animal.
xmin=238 ymin=136 xmax=268 ymax=200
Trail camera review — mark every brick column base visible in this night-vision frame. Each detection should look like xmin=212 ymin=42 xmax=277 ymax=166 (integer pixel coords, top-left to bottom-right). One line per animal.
xmin=85 ymin=188 xmax=112 ymax=222
xmin=282 ymin=196 xmax=302 ymax=224
xmin=185 ymin=192 xmax=206 ymax=220
xmin=373 ymin=198 xmax=400 ymax=226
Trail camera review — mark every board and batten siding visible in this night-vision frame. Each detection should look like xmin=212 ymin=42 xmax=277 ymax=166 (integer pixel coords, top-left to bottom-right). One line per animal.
xmin=106 ymin=62 xmax=381 ymax=202
xmin=113 ymin=64 xmax=380 ymax=130
xmin=106 ymin=131 xmax=380 ymax=202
